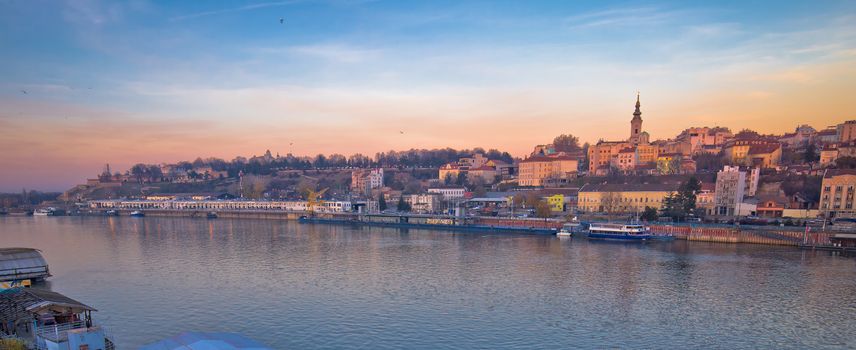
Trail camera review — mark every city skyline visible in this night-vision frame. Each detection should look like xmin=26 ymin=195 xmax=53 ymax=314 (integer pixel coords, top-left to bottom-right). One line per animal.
xmin=2 ymin=0 xmax=856 ymax=191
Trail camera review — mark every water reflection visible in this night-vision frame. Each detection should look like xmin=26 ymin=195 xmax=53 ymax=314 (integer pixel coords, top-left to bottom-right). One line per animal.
xmin=1 ymin=216 xmax=855 ymax=349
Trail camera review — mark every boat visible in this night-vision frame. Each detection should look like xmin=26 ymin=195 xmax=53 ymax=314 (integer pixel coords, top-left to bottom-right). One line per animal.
xmin=129 ymin=210 xmax=145 ymax=217
xmin=557 ymin=223 xmax=580 ymax=237
xmin=105 ymin=210 xmax=119 ymax=216
xmin=206 ymin=212 xmax=218 ymax=219
xmin=585 ymin=223 xmax=654 ymax=241
xmin=0 ymin=247 xmax=51 ymax=284
xmin=0 ymin=288 xmax=115 ymax=350
xmin=33 ymin=207 xmax=57 ymax=216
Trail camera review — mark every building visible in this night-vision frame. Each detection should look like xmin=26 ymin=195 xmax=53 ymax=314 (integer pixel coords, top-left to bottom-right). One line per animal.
xmin=427 ymin=187 xmax=467 ymax=200
xmin=467 ymin=166 xmax=498 ymax=184
xmin=577 ymin=183 xmax=680 ymax=213
xmin=816 ymin=128 xmax=838 ymax=144
xmin=778 ymin=125 xmax=816 ymax=148
xmin=696 ymin=182 xmax=716 ymax=216
xmin=588 ymin=94 xmax=659 ymax=175
xmin=714 ymin=166 xmax=747 ymax=216
xmin=676 ymin=127 xmax=734 ymax=154
xmin=613 ymin=147 xmax=637 ymax=172
xmin=351 ymin=168 xmax=384 ymax=195
xmin=820 ymin=169 xmax=856 ymax=218
xmin=656 ymin=153 xmax=682 ymax=175
xmin=837 ymin=120 xmax=856 ymax=143
xmin=518 ymin=154 xmax=580 ymax=187
xmin=404 ymin=193 xmax=443 ymax=214
xmin=722 ymin=139 xmax=782 ymax=168
xmin=545 ymin=194 xmax=565 ymax=212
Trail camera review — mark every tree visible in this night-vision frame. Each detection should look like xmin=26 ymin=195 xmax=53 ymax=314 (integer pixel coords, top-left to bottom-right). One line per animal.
xmin=601 ymin=191 xmax=623 ymax=217
xmin=661 ymin=177 xmax=701 ymax=221
xmin=735 ymin=129 xmax=760 ymax=139
xmin=443 ymin=173 xmax=453 ymax=185
xmin=130 ymin=164 xmax=148 ymax=183
xmin=378 ymin=194 xmax=387 ymax=211
xmin=397 ymin=196 xmax=411 ymax=212
xmin=804 ymin=144 xmax=820 ymax=163
xmin=552 ymin=134 xmax=581 ymax=153
xmin=641 ymin=206 xmax=658 ymax=222
xmin=535 ymin=200 xmax=553 ymax=218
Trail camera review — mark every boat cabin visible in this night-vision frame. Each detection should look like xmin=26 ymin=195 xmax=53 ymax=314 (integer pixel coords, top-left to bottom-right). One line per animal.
xmin=0 ymin=288 xmax=113 ymax=350
xmin=0 ymin=248 xmax=51 ymax=285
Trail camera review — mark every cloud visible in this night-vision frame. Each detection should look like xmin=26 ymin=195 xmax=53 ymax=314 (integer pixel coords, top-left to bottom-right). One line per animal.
xmin=563 ymin=6 xmax=686 ymax=30
xmin=170 ymin=1 xmax=303 ymax=21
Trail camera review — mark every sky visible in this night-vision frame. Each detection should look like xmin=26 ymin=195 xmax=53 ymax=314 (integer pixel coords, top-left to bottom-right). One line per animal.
xmin=1 ymin=0 xmax=856 ymax=191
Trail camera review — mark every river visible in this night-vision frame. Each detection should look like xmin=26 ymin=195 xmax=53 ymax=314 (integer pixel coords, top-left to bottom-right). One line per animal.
xmin=1 ymin=216 xmax=855 ymax=349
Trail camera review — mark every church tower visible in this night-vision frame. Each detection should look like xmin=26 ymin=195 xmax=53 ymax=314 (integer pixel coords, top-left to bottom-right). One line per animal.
xmin=630 ymin=92 xmax=643 ymax=144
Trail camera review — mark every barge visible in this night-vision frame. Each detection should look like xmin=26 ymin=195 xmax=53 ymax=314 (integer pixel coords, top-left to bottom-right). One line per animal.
xmin=298 ymin=216 xmax=559 ymax=235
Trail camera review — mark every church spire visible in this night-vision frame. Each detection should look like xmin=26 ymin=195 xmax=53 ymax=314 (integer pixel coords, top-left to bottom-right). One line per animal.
xmin=633 ymin=91 xmax=641 ymax=118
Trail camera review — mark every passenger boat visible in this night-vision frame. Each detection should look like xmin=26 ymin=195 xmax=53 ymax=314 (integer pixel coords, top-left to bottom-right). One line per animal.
xmin=129 ymin=210 xmax=145 ymax=217
xmin=585 ymin=223 xmax=653 ymax=241
xmin=105 ymin=210 xmax=119 ymax=216
xmin=206 ymin=212 xmax=218 ymax=219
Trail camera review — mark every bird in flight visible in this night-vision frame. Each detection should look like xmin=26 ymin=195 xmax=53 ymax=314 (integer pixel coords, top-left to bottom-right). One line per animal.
xmin=279 ymin=18 xmax=284 ymax=24
xmin=20 ymin=90 xmax=27 ymax=94
xmin=400 ymin=131 xmax=404 ymax=134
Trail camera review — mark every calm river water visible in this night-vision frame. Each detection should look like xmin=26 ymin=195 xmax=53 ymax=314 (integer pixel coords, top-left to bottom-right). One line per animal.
xmin=1 ymin=216 xmax=855 ymax=349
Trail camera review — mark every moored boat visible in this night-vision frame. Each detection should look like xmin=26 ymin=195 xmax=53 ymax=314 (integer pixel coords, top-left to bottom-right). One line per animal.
xmin=130 ymin=210 xmax=145 ymax=217
xmin=557 ymin=223 xmax=580 ymax=237
xmin=33 ymin=207 xmax=57 ymax=216
xmin=206 ymin=212 xmax=218 ymax=219
xmin=585 ymin=223 xmax=653 ymax=241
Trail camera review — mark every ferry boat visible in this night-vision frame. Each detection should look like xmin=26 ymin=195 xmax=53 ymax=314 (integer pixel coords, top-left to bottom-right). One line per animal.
xmin=129 ymin=210 xmax=145 ymax=217
xmin=585 ymin=223 xmax=653 ymax=241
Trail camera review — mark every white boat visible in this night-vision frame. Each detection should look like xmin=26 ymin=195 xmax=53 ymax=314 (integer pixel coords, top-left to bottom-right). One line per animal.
xmin=130 ymin=210 xmax=145 ymax=217
xmin=556 ymin=223 xmax=580 ymax=237
xmin=586 ymin=223 xmax=653 ymax=241
xmin=33 ymin=208 xmax=56 ymax=216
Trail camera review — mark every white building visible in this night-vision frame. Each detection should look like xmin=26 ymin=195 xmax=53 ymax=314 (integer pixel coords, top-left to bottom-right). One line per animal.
xmin=351 ymin=168 xmax=384 ymax=195
xmin=714 ymin=166 xmax=747 ymax=216
xmin=428 ymin=187 xmax=467 ymax=200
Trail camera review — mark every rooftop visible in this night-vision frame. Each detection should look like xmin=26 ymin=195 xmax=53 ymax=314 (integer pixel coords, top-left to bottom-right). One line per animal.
xmin=579 ymin=183 xmax=680 ymax=193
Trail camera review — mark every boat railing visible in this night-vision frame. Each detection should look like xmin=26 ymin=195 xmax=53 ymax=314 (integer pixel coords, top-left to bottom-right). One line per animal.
xmin=35 ymin=320 xmax=88 ymax=343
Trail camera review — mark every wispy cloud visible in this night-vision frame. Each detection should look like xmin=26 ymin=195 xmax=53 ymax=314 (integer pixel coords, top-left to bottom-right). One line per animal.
xmin=170 ymin=0 xmax=303 ymax=21
xmin=563 ymin=6 xmax=686 ymax=30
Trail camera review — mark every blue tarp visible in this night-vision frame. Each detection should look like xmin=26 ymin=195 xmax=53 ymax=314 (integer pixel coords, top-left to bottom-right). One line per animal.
xmin=139 ymin=332 xmax=272 ymax=350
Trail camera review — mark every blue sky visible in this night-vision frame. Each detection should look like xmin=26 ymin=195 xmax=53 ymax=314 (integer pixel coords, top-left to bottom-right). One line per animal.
xmin=1 ymin=0 xmax=856 ymax=190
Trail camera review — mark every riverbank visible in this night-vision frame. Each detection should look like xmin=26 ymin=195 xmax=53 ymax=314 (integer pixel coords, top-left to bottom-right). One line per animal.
xmin=71 ymin=208 xmax=845 ymax=249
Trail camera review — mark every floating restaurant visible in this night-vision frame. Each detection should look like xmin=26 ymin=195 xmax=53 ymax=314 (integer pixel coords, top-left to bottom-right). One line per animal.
xmin=0 ymin=288 xmax=114 ymax=350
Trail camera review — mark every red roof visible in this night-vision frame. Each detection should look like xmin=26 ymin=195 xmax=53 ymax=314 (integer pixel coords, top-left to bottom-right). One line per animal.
xmin=748 ymin=143 xmax=780 ymax=155
xmin=817 ymin=129 xmax=837 ymax=136
xmin=469 ymin=166 xmax=496 ymax=171
xmin=619 ymin=147 xmax=635 ymax=153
